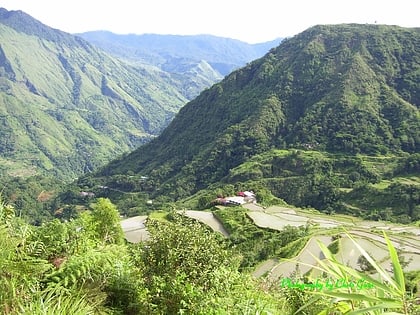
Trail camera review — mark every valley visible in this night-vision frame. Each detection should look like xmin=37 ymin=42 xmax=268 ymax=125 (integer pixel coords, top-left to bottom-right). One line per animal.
xmin=0 ymin=8 xmax=279 ymax=181
xmin=1 ymin=10 xmax=419 ymax=313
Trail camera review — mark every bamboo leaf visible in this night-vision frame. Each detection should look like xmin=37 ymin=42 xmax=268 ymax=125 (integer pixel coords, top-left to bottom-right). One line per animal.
xmin=312 ymin=290 xmax=381 ymax=302
xmin=383 ymin=232 xmax=405 ymax=294
xmin=347 ymin=304 xmax=405 ymax=315
xmin=317 ymin=241 xmax=346 ymax=277
xmin=346 ymin=233 xmax=398 ymax=291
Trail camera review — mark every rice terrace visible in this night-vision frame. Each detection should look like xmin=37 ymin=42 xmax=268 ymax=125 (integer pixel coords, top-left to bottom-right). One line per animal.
xmin=121 ymin=202 xmax=420 ymax=280
xmin=1 ymin=8 xmax=419 ymax=313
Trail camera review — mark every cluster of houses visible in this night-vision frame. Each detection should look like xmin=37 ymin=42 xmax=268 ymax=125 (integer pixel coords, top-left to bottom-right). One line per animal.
xmin=212 ymin=191 xmax=257 ymax=206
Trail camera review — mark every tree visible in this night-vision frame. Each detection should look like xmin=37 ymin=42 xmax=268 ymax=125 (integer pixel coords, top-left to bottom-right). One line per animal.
xmin=90 ymin=198 xmax=125 ymax=245
xmin=139 ymin=213 xmax=241 ymax=313
xmin=357 ymin=251 xmax=375 ymax=273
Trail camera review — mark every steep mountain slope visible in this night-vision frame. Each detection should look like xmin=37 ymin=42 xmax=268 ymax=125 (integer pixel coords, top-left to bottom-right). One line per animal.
xmin=78 ymin=31 xmax=281 ymax=98
xmin=0 ymin=8 xmax=188 ymax=179
xmin=88 ymin=24 xmax=419 ymax=205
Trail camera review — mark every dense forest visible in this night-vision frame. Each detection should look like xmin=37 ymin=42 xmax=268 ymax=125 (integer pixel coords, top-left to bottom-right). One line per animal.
xmin=61 ymin=24 xmax=420 ymax=226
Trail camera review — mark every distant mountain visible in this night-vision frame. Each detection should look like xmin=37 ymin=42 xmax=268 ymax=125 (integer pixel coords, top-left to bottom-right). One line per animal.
xmin=85 ymin=24 xmax=419 ymax=207
xmin=0 ymin=8 xmax=188 ymax=179
xmin=77 ymin=31 xmax=282 ymax=98
xmin=77 ymin=31 xmax=281 ymax=75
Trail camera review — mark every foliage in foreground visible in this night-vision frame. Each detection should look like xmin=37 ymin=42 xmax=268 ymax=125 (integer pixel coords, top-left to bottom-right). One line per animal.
xmin=135 ymin=213 xmax=287 ymax=314
xmin=0 ymin=197 xmax=287 ymax=314
xmin=1 ymin=195 xmax=420 ymax=314
xmin=291 ymin=232 xmax=420 ymax=314
xmin=214 ymin=206 xmax=310 ymax=269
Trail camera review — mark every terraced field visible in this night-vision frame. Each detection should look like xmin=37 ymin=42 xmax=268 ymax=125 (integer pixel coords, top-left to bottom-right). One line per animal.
xmin=120 ymin=215 xmax=149 ymax=242
xmin=120 ymin=204 xmax=420 ymax=280
xmin=120 ymin=210 xmax=228 ymax=243
xmin=179 ymin=210 xmax=229 ymax=236
xmin=247 ymin=204 xmax=420 ymax=280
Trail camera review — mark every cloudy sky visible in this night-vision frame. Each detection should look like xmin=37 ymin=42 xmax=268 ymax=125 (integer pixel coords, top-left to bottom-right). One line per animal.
xmin=1 ymin=0 xmax=418 ymax=43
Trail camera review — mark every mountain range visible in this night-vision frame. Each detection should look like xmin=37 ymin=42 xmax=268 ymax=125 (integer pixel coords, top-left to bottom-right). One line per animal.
xmin=80 ymin=24 xmax=419 ymax=218
xmin=78 ymin=31 xmax=280 ymax=75
xmin=0 ymin=8 xmax=278 ymax=180
xmin=0 ymin=13 xmax=418 ymax=313
xmin=78 ymin=31 xmax=281 ymax=99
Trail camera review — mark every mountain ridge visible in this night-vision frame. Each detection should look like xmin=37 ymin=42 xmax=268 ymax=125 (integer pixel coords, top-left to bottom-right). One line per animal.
xmin=0 ymin=7 xmax=281 ymax=181
xmin=77 ymin=31 xmax=282 ymax=99
xmin=89 ymin=24 xmax=419 ymax=204
xmin=77 ymin=31 xmax=281 ymax=76
xmin=0 ymin=8 xmax=80 ymax=44
xmin=0 ymin=8 xmax=188 ymax=179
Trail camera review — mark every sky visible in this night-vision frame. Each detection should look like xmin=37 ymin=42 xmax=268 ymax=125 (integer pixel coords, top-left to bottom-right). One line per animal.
xmin=0 ymin=0 xmax=419 ymax=43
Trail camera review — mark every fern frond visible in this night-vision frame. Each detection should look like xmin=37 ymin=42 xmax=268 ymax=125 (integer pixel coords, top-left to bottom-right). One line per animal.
xmin=44 ymin=244 xmax=129 ymax=289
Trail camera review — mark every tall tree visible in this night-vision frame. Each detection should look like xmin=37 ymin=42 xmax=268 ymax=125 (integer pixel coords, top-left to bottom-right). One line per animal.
xmin=91 ymin=198 xmax=125 ymax=245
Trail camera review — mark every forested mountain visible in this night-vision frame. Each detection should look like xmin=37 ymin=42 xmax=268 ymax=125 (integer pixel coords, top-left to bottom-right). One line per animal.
xmin=1 ymin=18 xmax=418 ymax=314
xmin=81 ymin=24 xmax=419 ymax=219
xmin=0 ymin=8 xmax=188 ymax=179
xmin=78 ymin=31 xmax=281 ymax=98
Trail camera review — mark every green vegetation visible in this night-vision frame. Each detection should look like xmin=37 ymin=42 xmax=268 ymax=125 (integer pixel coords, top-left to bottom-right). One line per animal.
xmin=76 ymin=24 xmax=418 ymax=224
xmin=73 ymin=149 xmax=418 ymax=226
xmin=0 ymin=9 xmax=188 ymax=181
xmin=1 ymin=20 xmax=420 ymax=314
xmin=327 ymin=238 xmax=340 ymax=255
xmin=214 ymin=207 xmax=309 ymax=269
xmin=0 ymin=175 xmax=68 ymax=224
xmin=0 ymin=197 xmax=289 ymax=314
xmin=2 ymin=195 xmax=419 ymax=314
xmin=0 ymin=9 xmax=278 ymax=183
xmin=2 ymin=20 xmax=419 ymax=225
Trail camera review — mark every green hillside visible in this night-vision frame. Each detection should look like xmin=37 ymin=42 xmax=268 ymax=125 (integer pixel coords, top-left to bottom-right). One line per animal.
xmin=1 ymin=22 xmax=420 ymax=314
xmin=77 ymin=24 xmax=419 ymax=219
xmin=78 ymin=32 xmax=281 ymax=100
xmin=0 ymin=8 xmax=188 ymax=180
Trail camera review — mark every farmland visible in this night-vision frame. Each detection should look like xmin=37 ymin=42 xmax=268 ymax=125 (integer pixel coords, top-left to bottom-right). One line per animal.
xmin=245 ymin=204 xmax=420 ymax=279
xmin=121 ymin=203 xmax=420 ymax=280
